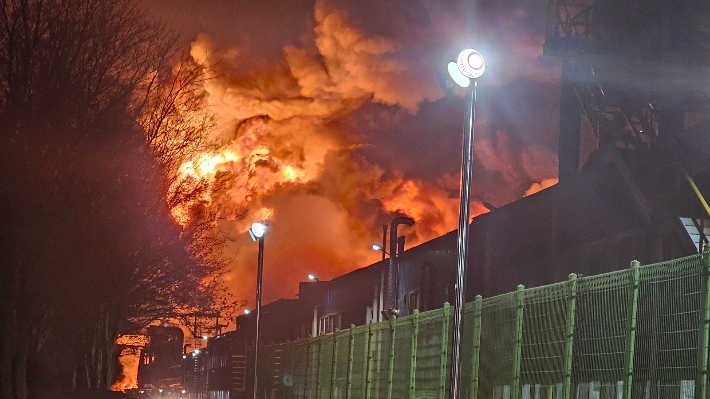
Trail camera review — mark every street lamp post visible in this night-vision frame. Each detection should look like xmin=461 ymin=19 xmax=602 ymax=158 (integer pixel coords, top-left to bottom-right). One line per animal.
xmin=446 ymin=48 xmax=485 ymax=399
xmin=249 ymin=221 xmax=268 ymax=399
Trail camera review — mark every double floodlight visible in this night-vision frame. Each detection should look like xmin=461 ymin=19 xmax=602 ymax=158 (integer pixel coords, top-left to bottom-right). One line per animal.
xmin=249 ymin=221 xmax=268 ymax=241
xmin=447 ymin=49 xmax=485 ymax=88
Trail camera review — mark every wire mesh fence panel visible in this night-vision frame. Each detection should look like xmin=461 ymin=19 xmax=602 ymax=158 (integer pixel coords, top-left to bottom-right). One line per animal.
xmin=256 ymin=344 xmax=270 ymax=399
xmin=459 ymin=303 xmax=474 ymax=399
xmin=460 ymin=299 xmax=481 ymax=399
xmin=368 ymin=323 xmax=393 ymax=399
xmin=331 ymin=329 xmax=351 ymax=399
xmin=392 ymin=316 xmax=414 ymax=398
xmin=572 ymin=268 xmax=632 ymax=399
xmin=414 ymin=308 xmax=448 ymax=399
xmin=633 ymin=254 xmax=705 ymax=399
xmin=277 ymin=342 xmax=297 ymax=399
xmin=291 ymin=340 xmax=309 ymax=399
xmin=316 ymin=336 xmax=335 ymax=399
xmin=520 ymin=282 xmax=570 ymax=399
xmin=302 ymin=338 xmax=321 ymax=399
xmin=479 ymin=292 xmax=518 ymax=399
xmin=261 ymin=344 xmax=282 ymax=399
xmin=348 ymin=325 xmax=370 ymax=399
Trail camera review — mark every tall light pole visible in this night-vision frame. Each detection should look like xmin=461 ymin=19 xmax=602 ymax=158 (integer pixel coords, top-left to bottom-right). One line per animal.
xmin=249 ymin=221 xmax=268 ymax=399
xmin=445 ymin=48 xmax=485 ymax=399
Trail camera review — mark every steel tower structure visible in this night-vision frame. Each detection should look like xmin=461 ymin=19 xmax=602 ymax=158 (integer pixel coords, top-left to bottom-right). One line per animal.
xmin=544 ymin=0 xmax=710 ymax=249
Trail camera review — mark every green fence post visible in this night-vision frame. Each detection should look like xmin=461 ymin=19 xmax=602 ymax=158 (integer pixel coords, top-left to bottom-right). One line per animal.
xmin=331 ymin=330 xmax=339 ymax=399
xmin=697 ymin=246 xmax=710 ymax=399
xmin=623 ymin=261 xmax=640 ymax=399
xmin=347 ymin=325 xmax=355 ymax=399
xmin=410 ymin=309 xmax=419 ymax=399
xmin=512 ymin=285 xmax=525 ymax=399
xmin=563 ymin=273 xmax=578 ymax=399
xmin=440 ymin=302 xmax=451 ymax=399
xmin=304 ymin=339 xmax=312 ymax=399
xmin=387 ymin=315 xmax=397 ymax=399
xmin=365 ymin=322 xmax=374 ymax=399
xmin=315 ymin=338 xmax=323 ymax=399
xmin=469 ymin=295 xmax=483 ymax=399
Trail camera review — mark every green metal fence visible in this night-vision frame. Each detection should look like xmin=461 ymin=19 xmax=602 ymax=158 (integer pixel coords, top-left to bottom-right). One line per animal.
xmin=258 ymin=248 xmax=710 ymax=399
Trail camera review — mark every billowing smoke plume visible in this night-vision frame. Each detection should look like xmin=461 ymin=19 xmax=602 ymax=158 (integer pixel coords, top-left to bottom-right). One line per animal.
xmin=168 ymin=0 xmax=559 ymax=306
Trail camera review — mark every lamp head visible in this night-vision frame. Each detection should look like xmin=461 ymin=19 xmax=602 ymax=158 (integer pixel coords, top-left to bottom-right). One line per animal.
xmin=249 ymin=222 xmax=268 ymax=240
xmin=446 ymin=48 xmax=485 ymax=88
xmin=308 ymin=273 xmax=319 ymax=282
xmin=457 ymin=49 xmax=485 ymax=79
xmin=244 ymin=308 xmax=250 ymax=314
xmin=372 ymin=244 xmax=383 ymax=251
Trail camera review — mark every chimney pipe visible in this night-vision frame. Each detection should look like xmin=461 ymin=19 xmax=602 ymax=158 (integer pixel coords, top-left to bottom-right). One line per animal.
xmin=381 ymin=225 xmax=388 ymax=261
xmin=387 ymin=216 xmax=414 ymax=317
xmin=395 ymin=235 xmax=406 ymax=311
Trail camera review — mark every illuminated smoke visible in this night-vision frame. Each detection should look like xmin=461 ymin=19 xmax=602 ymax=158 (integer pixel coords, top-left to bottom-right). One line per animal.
xmin=525 ymin=178 xmax=559 ymax=196
xmin=476 ymin=128 xmax=558 ymax=185
xmin=165 ymin=0 xmax=558 ymax=307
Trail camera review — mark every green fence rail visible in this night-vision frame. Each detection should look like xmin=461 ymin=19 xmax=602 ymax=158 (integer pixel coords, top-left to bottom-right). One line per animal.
xmin=257 ymin=248 xmax=710 ymax=399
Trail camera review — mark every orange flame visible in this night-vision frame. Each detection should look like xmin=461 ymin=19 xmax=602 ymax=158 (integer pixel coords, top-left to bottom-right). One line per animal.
xmin=384 ymin=179 xmax=489 ymax=239
xmin=111 ymin=335 xmax=148 ymax=392
xmin=168 ymin=115 xmax=328 ymax=232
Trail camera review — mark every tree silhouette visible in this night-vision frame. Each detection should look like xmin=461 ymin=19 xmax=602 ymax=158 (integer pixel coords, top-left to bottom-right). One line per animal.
xmin=0 ymin=0 xmax=233 ymax=397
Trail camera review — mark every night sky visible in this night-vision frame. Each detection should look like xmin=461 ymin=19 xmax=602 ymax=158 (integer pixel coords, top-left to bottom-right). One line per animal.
xmin=139 ymin=0 xmax=572 ymax=305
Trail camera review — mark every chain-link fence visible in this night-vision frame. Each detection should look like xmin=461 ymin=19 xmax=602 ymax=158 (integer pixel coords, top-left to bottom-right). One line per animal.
xmin=258 ymin=249 xmax=710 ymax=399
